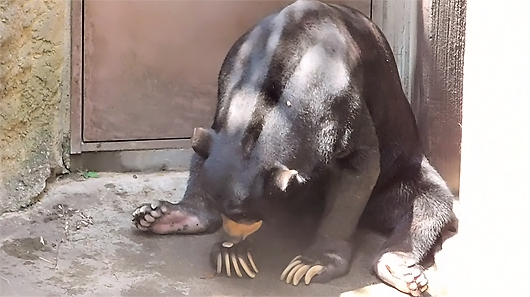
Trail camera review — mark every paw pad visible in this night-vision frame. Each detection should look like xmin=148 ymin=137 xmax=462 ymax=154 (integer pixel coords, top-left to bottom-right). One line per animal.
xmin=376 ymin=252 xmax=429 ymax=297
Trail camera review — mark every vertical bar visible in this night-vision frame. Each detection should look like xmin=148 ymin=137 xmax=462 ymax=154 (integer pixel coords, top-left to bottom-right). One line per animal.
xmin=70 ymin=0 xmax=83 ymax=154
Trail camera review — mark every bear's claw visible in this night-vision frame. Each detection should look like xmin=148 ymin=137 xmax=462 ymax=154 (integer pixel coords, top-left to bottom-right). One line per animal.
xmin=280 ymin=238 xmax=351 ymax=286
xmin=280 ymin=255 xmax=324 ymax=285
xmin=211 ymin=241 xmax=258 ymax=278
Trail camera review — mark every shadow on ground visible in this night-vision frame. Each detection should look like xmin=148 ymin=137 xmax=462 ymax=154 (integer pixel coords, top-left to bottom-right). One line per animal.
xmin=0 ymin=171 xmax=447 ymax=296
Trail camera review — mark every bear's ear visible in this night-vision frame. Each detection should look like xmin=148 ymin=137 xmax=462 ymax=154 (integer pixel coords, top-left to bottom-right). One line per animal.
xmin=191 ymin=127 xmax=215 ymax=159
xmin=273 ymin=165 xmax=306 ymax=192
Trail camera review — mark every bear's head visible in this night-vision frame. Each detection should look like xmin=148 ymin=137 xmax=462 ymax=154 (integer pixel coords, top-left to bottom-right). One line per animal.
xmin=191 ymin=127 xmax=306 ymax=227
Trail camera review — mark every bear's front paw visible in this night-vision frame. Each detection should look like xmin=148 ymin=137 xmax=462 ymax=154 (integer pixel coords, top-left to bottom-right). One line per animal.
xmin=281 ymin=238 xmax=352 ymax=285
xmin=210 ymin=240 xmax=258 ymax=278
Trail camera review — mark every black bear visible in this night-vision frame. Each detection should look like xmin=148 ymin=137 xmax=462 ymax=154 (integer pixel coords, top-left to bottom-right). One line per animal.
xmin=132 ymin=1 xmax=454 ymax=296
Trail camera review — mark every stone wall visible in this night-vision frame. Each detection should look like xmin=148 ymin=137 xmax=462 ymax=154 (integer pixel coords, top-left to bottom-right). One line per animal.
xmin=0 ymin=0 xmax=70 ymax=214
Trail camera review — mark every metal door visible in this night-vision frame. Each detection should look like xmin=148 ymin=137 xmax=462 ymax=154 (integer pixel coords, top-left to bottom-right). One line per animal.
xmin=72 ymin=1 xmax=372 ymax=153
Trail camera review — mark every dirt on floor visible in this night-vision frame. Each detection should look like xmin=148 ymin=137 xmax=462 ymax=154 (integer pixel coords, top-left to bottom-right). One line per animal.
xmin=0 ymin=171 xmax=448 ymax=297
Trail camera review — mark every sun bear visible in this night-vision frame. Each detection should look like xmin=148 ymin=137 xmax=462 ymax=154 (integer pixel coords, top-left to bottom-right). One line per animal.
xmin=132 ymin=1 xmax=454 ymax=296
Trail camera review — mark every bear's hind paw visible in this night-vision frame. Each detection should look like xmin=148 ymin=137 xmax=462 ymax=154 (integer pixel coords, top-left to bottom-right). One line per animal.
xmin=131 ymin=200 xmax=205 ymax=234
xmin=375 ymin=252 xmax=428 ymax=297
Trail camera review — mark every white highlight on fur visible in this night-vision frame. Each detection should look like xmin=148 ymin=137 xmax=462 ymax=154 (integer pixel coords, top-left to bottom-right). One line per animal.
xmin=225 ymin=2 xmax=350 ymax=166
xmin=291 ymin=42 xmax=349 ymax=99
xmin=224 ymin=25 xmax=263 ymax=99
xmin=257 ymin=107 xmax=295 ymax=162
xmin=291 ymin=0 xmax=322 ymax=20
xmin=280 ymin=23 xmax=349 ymax=118
xmin=257 ymin=16 xmax=351 ymax=164
xmin=317 ymin=120 xmax=336 ymax=157
xmin=225 ymin=92 xmax=259 ymax=133
xmin=225 ymin=12 xmax=288 ymax=133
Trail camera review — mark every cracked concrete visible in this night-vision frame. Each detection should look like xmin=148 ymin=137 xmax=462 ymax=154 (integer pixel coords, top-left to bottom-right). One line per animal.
xmin=0 ymin=171 xmax=448 ymax=296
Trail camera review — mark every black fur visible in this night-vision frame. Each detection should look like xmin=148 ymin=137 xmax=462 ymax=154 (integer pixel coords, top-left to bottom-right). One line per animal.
xmin=178 ymin=0 xmax=453 ymax=289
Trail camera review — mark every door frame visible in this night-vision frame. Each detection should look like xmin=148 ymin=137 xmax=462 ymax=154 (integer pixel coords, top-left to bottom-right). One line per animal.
xmin=70 ymin=0 xmax=416 ymax=154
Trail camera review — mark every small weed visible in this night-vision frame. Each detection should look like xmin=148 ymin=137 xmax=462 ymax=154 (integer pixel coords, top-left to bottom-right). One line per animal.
xmin=77 ymin=170 xmax=99 ymax=179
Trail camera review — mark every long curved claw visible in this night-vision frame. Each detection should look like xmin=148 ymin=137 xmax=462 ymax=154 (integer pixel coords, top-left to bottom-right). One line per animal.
xmin=224 ymin=252 xmax=231 ymax=277
xmin=292 ymin=265 xmax=311 ymax=285
xmin=231 ymin=253 xmax=243 ymax=277
xmin=280 ymin=255 xmax=302 ymax=281
xmin=238 ymin=256 xmax=257 ymax=278
xmin=304 ymin=265 xmax=324 ymax=285
xmin=286 ymin=263 xmax=305 ymax=284
xmin=216 ymin=253 xmax=222 ymax=274
xmin=290 ymin=255 xmax=302 ymax=263
xmin=281 ymin=255 xmax=324 ymax=286
xmin=246 ymin=251 xmax=258 ymax=273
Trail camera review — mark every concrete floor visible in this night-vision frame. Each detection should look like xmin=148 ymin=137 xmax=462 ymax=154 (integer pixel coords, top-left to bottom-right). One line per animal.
xmin=0 ymin=171 xmax=448 ymax=297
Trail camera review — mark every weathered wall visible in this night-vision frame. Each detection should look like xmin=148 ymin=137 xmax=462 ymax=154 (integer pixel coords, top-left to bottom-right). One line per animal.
xmin=412 ymin=0 xmax=466 ymax=194
xmin=0 ymin=0 xmax=70 ymax=214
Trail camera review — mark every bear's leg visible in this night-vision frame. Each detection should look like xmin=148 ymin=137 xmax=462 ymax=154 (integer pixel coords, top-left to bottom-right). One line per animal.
xmin=373 ymin=159 xmax=453 ymax=296
xmin=131 ymin=154 xmax=222 ymax=235
xmin=281 ymin=148 xmax=381 ymax=285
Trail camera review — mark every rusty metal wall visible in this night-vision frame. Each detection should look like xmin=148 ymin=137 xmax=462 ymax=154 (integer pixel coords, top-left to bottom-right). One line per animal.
xmin=81 ymin=0 xmax=371 ymax=143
